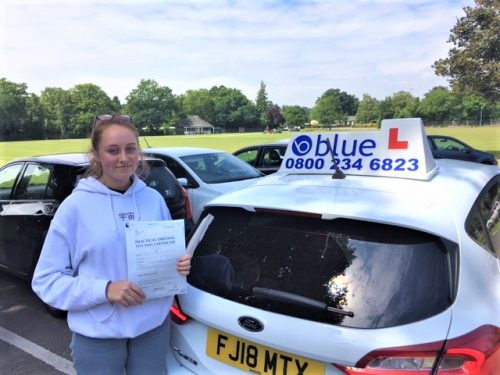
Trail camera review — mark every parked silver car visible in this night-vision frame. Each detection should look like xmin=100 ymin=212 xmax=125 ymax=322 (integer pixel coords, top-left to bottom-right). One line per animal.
xmin=143 ymin=147 xmax=264 ymax=222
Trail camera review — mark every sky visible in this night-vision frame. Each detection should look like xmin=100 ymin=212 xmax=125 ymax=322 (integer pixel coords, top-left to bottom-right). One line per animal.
xmin=0 ymin=0 xmax=474 ymax=108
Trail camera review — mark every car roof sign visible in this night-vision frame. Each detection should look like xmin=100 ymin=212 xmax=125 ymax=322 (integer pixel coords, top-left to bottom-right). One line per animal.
xmin=279 ymin=118 xmax=437 ymax=180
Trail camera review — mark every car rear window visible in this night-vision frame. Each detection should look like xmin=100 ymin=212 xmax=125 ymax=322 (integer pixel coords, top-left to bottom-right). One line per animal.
xmin=465 ymin=176 xmax=499 ymax=257
xmin=143 ymin=164 xmax=179 ymax=199
xmin=188 ymin=207 xmax=458 ymax=329
xmin=140 ymin=163 xmax=186 ymax=220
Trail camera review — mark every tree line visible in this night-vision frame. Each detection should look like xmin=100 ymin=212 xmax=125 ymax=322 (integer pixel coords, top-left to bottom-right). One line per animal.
xmin=0 ymin=0 xmax=497 ymax=141
xmin=1 ymin=77 xmax=497 ymax=142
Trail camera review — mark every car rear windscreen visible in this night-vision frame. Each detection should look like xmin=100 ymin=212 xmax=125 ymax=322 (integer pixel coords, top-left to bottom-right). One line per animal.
xmin=188 ymin=207 xmax=458 ymax=329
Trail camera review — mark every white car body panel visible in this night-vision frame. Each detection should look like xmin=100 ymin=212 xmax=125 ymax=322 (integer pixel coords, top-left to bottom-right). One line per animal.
xmin=173 ymin=286 xmax=453 ymax=373
xmin=164 ymin=123 xmax=499 ymax=374
xmin=208 ymin=160 xmax=498 ymax=243
xmin=186 ymin=177 xmax=262 ymax=223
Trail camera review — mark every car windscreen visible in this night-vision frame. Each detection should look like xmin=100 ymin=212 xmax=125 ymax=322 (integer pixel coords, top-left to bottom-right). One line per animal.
xmin=188 ymin=207 xmax=458 ymax=329
xmin=180 ymin=153 xmax=262 ymax=183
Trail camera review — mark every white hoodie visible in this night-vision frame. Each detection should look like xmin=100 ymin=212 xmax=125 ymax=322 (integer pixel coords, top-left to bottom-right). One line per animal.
xmin=32 ymin=176 xmax=173 ymax=339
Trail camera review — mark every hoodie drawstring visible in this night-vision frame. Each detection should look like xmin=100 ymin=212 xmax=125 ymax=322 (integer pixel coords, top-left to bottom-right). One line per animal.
xmin=107 ymin=192 xmax=118 ymax=233
xmin=132 ymin=189 xmax=141 ymax=221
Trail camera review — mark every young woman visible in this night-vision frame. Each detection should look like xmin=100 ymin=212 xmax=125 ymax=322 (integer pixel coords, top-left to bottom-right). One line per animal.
xmin=32 ymin=114 xmax=191 ymax=375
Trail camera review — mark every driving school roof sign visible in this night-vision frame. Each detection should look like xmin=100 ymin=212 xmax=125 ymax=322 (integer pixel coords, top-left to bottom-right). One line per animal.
xmin=279 ymin=118 xmax=437 ymax=180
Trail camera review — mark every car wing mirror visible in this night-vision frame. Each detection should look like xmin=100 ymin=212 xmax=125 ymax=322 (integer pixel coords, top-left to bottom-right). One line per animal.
xmin=177 ymin=176 xmax=199 ymax=189
xmin=177 ymin=177 xmax=189 ymax=187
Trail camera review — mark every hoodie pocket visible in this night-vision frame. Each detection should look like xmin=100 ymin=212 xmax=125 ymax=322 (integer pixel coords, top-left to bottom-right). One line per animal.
xmin=88 ymin=302 xmax=115 ymax=324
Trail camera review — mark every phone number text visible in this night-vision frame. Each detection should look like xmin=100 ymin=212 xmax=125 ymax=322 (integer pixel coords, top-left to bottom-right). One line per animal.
xmin=284 ymin=157 xmax=419 ymax=171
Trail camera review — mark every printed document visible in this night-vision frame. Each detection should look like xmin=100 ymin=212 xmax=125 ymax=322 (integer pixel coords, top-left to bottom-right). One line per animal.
xmin=125 ymin=220 xmax=186 ymax=299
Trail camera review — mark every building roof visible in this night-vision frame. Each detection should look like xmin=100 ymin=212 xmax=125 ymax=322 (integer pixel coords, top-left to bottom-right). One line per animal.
xmin=179 ymin=115 xmax=214 ymax=128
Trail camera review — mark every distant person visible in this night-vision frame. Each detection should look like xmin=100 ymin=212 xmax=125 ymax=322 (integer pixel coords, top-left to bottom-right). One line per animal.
xmin=32 ymin=114 xmax=191 ymax=375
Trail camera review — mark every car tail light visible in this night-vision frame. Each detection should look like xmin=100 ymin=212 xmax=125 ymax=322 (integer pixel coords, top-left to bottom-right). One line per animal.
xmin=181 ymin=186 xmax=193 ymax=220
xmin=170 ymin=297 xmax=192 ymax=324
xmin=334 ymin=325 xmax=499 ymax=375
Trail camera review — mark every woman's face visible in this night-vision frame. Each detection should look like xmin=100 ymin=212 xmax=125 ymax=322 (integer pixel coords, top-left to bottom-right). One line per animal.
xmin=94 ymin=124 xmax=140 ymax=190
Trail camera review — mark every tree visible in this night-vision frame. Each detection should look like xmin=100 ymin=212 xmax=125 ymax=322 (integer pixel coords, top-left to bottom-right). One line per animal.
xmin=282 ymin=105 xmax=309 ymax=129
xmin=391 ymin=91 xmax=420 ymax=118
xmin=310 ymin=93 xmax=343 ymax=127
xmin=111 ymin=96 xmax=123 ymax=113
xmin=459 ymin=92 xmax=489 ymax=122
xmin=231 ymin=102 xmax=261 ymax=130
xmin=338 ymin=91 xmax=359 ymax=116
xmin=25 ymin=94 xmax=45 ymax=139
xmin=255 ymin=81 xmax=270 ymax=129
xmin=40 ymin=87 xmax=72 ymax=139
xmin=377 ymin=96 xmax=395 ymax=121
xmin=433 ymin=0 xmax=499 ymax=101
xmin=125 ymin=79 xmax=178 ymax=135
xmin=181 ymin=89 xmax=215 ymax=124
xmin=265 ymin=104 xmax=285 ymax=130
xmin=210 ymin=86 xmax=259 ymax=131
xmin=356 ymin=94 xmax=379 ymax=124
xmin=418 ymin=86 xmax=459 ymax=122
xmin=0 ymin=78 xmax=29 ymax=141
xmin=318 ymin=89 xmax=359 ymax=116
xmin=167 ymin=96 xmax=186 ymax=131
xmin=67 ymin=84 xmax=114 ymax=138
xmin=311 ymin=89 xmax=359 ymax=127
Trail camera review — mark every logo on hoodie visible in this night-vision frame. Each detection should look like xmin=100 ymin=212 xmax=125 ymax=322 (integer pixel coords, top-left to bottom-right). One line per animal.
xmin=118 ymin=212 xmax=136 ymax=221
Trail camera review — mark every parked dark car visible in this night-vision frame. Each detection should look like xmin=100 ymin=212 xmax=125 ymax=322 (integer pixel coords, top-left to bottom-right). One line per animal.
xmin=0 ymin=153 xmax=193 ymax=282
xmin=233 ymin=140 xmax=288 ymax=175
xmin=427 ymin=135 xmax=497 ymax=165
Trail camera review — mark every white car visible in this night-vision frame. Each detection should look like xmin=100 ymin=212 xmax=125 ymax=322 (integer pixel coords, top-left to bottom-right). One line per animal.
xmin=143 ymin=147 xmax=264 ymax=222
xmin=166 ymin=119 xmax=499 ymax=375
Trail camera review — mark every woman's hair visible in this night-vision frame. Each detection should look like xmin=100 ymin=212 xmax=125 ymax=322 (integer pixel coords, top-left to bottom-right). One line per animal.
xmin=85 ymin=114 xmax=145 ymax=178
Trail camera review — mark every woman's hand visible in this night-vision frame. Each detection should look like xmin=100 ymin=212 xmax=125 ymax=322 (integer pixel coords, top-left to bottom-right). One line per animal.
xmin=106 ymin=280 xmax=146 ymax=307
xmin=177 ymin=255 xmax=192 ymax=276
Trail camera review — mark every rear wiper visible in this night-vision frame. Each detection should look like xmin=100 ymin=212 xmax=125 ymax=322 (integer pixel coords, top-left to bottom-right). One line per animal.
xmin=252 ymin=287 xmax=354 ymax=317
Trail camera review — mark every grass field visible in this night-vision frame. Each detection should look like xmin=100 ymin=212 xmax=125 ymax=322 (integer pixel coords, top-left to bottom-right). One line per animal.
xmin=0 ymin=126 xmax=499 ymax=166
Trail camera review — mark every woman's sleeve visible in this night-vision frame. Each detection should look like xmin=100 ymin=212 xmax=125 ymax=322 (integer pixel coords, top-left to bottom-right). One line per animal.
xmin=31 ymin=208 xmax=109 ymax=311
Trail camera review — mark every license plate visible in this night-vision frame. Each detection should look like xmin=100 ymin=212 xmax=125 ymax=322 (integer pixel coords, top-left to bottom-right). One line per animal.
xmin=207 ymin=328 xmax=325 ymax=375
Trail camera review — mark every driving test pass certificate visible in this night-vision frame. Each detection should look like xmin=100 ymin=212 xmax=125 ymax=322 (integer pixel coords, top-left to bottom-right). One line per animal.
xmin=125 ymin=220 xmax=187 ymax=299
